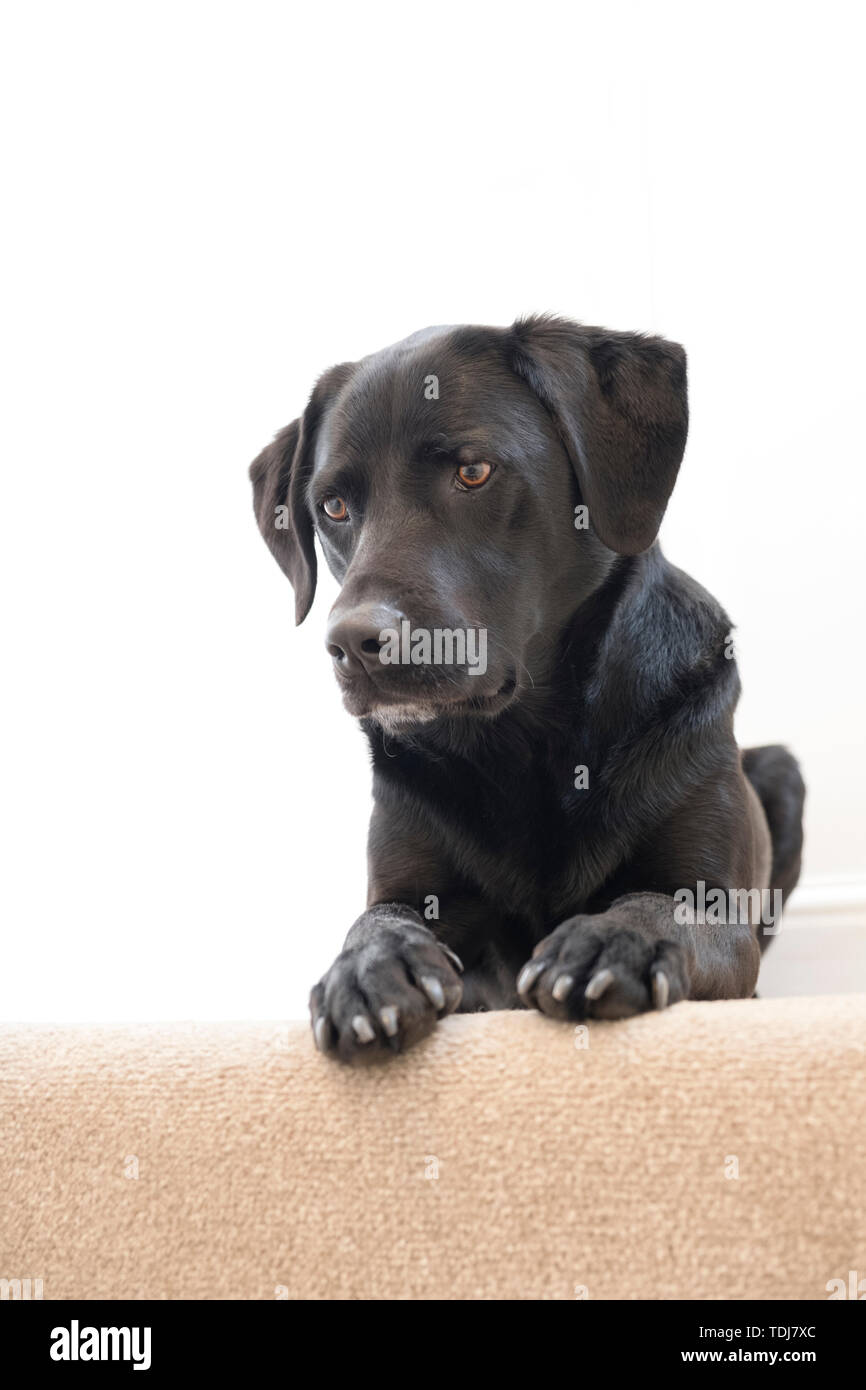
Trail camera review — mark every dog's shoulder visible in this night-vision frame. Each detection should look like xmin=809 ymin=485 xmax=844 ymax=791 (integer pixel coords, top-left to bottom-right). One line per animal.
xmin=588 ymin=547 xmax=739 ymax=730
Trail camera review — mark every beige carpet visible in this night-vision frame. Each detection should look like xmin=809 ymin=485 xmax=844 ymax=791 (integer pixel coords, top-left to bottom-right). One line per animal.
xmin=1 ymin=997 xmax=864 ymax=1300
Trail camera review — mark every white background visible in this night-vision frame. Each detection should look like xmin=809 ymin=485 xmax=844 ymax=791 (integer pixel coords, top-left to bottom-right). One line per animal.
xmin=2 ymin=1 xmax=864 ymax=1020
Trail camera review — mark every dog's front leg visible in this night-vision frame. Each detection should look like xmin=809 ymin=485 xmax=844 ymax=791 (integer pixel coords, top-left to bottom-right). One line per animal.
xmin=516 ymin=891 xmax=761 ymax=1021
xmin=309 ymin=903 xmax=464 ymax=1064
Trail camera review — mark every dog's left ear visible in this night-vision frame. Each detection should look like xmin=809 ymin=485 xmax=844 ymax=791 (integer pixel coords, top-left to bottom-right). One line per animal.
xmin=508 ymin=315 xmax=688 ymax=555
xmin=249 ymin=362 xmax=354 ymax=624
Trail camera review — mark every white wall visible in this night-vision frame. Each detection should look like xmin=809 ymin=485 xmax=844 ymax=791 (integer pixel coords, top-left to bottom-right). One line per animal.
xmin=2 ymin=1 xmax=863 ymax=1020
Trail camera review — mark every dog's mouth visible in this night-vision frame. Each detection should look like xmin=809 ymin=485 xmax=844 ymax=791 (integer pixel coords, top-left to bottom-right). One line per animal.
xmin=343 ymin=671 xmax=518 ymax=729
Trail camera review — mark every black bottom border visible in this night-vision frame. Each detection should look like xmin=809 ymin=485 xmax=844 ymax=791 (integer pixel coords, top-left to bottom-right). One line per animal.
xmin=3 ymin=1297 xmax=861 ymax=1375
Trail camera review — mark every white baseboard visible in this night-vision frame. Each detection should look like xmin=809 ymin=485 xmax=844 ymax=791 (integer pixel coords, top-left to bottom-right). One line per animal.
xmin=760 ymin=873 xmax=866 ymax=996
xmin=784 ymin=873 xmax=866 ymax=925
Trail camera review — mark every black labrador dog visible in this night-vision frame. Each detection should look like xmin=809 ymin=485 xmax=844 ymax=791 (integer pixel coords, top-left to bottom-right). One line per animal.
xmin=250 ymin=316 xmax=805 ymax=1063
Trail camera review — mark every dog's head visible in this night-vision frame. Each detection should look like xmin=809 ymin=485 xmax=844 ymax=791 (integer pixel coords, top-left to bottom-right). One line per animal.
xmin=250 ymin=316 xmax=687 ymax=729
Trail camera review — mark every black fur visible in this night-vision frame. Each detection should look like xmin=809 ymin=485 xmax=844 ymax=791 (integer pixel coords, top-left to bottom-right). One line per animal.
xmin=250 ymin=316 xmax=805 ymax=1063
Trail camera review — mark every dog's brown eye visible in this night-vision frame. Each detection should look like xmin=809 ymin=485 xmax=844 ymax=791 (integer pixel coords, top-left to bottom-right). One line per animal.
xmin=456 ymin=461 xmax=493 ymax=489
xmin=322 ymin=496 xmax=349 ymax=521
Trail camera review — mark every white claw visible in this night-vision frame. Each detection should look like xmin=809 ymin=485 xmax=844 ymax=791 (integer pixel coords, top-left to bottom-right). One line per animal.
xmin=652 ymin=970 xmax=670 ymax=1010
xmin=352 ymin=1014 xmax=375 ymax=1044
xmin=379 ymin=1005 xmax=400 ymax=1038
xmin=517 ymin=960 xmax=545 ymax=998
xmin=585 ymin=967 xmax=615 ymax=1002
xmin=421 ymin=976 xmax=445 ymax=1010
xmin=314 ymin=1016 xmax=331 ymax=1052
xmin=552 ymin=973 xmax=575 ymax=1003
xmin=440 ymin=944 xmax=465 ymax=974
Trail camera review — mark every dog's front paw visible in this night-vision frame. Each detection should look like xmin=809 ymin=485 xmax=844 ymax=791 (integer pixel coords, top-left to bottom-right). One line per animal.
xmin=309 ymin=923 xmax=463 ymax=1064
xmin=516 ymin=916 xmax=689 ymax=1021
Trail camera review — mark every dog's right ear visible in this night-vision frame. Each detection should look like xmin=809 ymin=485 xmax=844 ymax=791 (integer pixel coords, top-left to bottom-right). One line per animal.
xmin=249 ymin=363 xmax=354 ymax=624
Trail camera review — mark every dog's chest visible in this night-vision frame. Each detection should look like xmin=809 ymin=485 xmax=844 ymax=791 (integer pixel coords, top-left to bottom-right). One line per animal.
xmin=462 ymin=752 xmax=606 ymax=917
xmin=374 ymin=731 xmax=612 ymax=924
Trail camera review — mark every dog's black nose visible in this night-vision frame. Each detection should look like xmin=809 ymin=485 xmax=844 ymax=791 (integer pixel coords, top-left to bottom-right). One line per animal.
xmin=326 ymin=604 xmax=405 ymax=677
